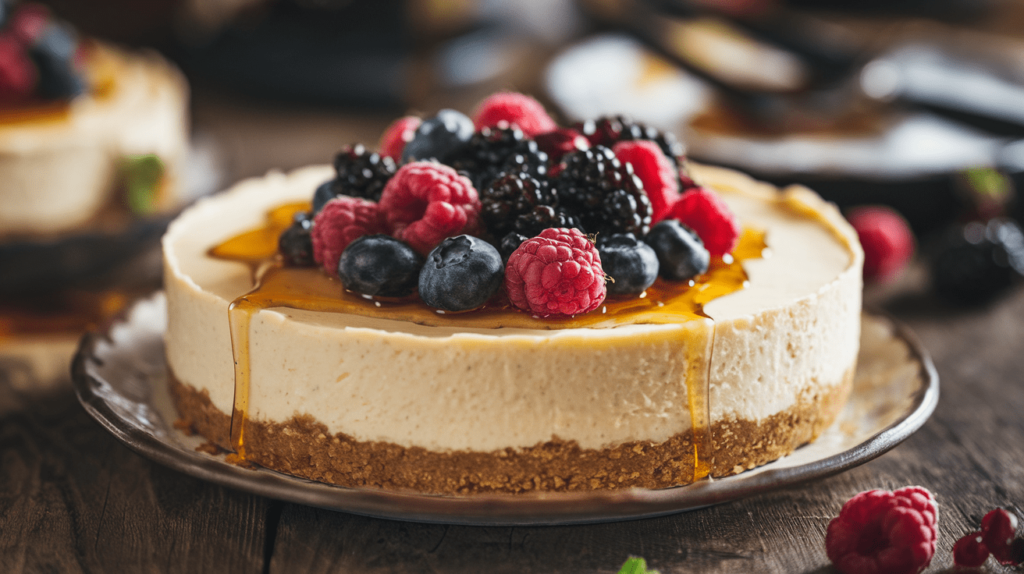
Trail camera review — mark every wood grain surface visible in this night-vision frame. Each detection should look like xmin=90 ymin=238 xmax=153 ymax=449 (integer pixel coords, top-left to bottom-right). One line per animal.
xmin=2 ymin=275 xmax=1023 ymax=573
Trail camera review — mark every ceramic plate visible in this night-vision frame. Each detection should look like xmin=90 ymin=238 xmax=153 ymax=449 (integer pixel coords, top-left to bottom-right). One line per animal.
xmin=72 ymin=294 xmax=938 ymax=526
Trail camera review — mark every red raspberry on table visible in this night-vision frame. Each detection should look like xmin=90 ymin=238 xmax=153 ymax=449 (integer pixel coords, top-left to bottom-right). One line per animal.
xmin=825 ymin=487 xmax=938 ymax=574
xmin=505 ymin=228 xmax=606 ymax=317
xmin=981 ymin=508 xmax=1020 ymax=565
xmin=953 ymin=531 xmax=989 ymax=568
xmin=472 ymin=92 xmax=556 ymax=138
xmin=378 ymin=116 xmax=421 ymax=162
xmin=664 ymin=187 xmax=740 ymax=257
xmin=847 ymin=206 xmax=915 ymax=282
xmin=613 ymin=140 xmax=680 ymax=224
xmin=311 ymin=197 xmax=385 ymax=276
xmin=379 ymin=161 xmax=481 ymax=255
xmin=0 ymin=34 xmax=36 ymax=104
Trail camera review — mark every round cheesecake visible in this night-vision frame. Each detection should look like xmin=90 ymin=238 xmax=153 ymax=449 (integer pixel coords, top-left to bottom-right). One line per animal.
xmin=0 ymin=43 xmax=188 ymax=238
xmin=163 ymin=163 xmax=863 ymax=494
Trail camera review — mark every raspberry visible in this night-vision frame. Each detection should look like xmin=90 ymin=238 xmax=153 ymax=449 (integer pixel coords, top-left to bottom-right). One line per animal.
xmin=379 ymin=116 xmax=421 ymax=162
xmin=665 ymin=187 xmax=740 ymax=257
xmin=8 ymin=4 xmax=51 ymax=45
xmin=534 ymin=128 xmax=589 ymax=163
xmin=981 ymin=508 xmax=1019 ymax=565
xmin=953 ymin=532 xmax=989 ymax=568
xmin=0 ymin=34 xmax=36 ymax=104
xmin=505 ymin=228 xmax=606 ymax=317
xmin=378 ymin=161 xmax=481 ymax=255
xmin=847 ymin=206 xmax=915 ymax=282
xmin=825 ymin=487 xmax=938 ymax=574
xmin=472 ymin=92 xmax=556 ymax=138
xmin=311 ymin=197 xmax=386 ymax=276
xmin=612 ymin=140 xmax=680 ymax=224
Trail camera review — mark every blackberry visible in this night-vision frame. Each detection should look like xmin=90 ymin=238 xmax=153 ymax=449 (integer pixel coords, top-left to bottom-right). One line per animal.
xmin=498 ymin=232 xmax=529 ymax=263
xmin=448 ymin=127 xmax=548 ymax=192
xmin=331 ymin=144 xmax=396 ymax=202
xmin=479 ymin=173 xmax=556 ymax=238
xmin=931 ymin=218 xmax=1024 ymax=304
xmin=575 ymin=115 xmax=684 ymax=168
xmin=555 ymin=146 xmax=652 ymax=238
xmin=512 ymin=205 xmax=582 ymax=238
xmin=278 ymin=212 xmax=315 ymax=267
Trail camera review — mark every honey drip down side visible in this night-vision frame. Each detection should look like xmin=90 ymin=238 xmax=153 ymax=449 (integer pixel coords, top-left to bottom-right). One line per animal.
xmin=212 ymin=202 xmax=766 ymax=484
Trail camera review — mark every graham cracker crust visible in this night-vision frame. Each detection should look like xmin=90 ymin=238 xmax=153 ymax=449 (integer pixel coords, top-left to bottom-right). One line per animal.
xmin=170 ymin=370 xmax=853 ymax=495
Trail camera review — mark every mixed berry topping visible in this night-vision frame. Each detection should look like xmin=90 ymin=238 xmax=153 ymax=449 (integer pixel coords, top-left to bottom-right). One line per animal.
xmin=479 ymin=172 xmax=557 ymax=240
xmin=336 ymin=235 xmax=422 ymax=298
xmin=555 ymin=146 xmax=652 ymax=238
xmin=575 ymin=115 xmax=685 ymax=170
xmin=472 ymin=91 xmax=557 ymax=138
xmin=534 ymin=127 xmax=589 ymax=164
xmin=278 ymin=92 xmax=748 ymax=319
xmin=597 ymin=233 xmax=659 ymax=295
xmin=419 ymin=235 xmax=504 ymax=311
xmin=0 ymin=4 xmax=83 ymax=105
xmin=646 ymin=220 xmax=710 ymax=281
xmin=665 ymin=187 xmax=741 ymax=257
xmin=847 ymin=206 xmax=915 ymax=282
xmin=378 ymin=116 xmax=421 ymax=162
xmin=505 ymin=228 xmax=606 ymax=317
xmin=612 ymin=140 xmax=680 ymax=224
xmin=448 ymin=126 xmax=549 ymax=193
xmin=825 ymin=486 xmax=938 ymax=574
xmin=311 ymin=196 xmax=385 ymax=277
xmin=379 ymin=161 xmax=481 ymax=256
xmin=278 ymin=212 xmax=315 ymax=267
xmin=401 ymin=108 xmax=474 ymax=163
xmin=332 ymin=144 xmax=396 ymax=202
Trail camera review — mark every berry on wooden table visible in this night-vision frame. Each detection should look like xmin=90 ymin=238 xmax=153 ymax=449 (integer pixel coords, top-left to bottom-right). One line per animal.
xmin=825 ymin=487 xmax=938 ymax=574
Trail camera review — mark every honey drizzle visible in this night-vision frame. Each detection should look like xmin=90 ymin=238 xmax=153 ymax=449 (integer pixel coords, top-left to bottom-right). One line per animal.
xmin=212 ymin=202 xmax=766 ymax=478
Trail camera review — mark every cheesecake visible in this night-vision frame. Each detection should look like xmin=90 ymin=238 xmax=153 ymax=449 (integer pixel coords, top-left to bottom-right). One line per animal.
xmin=164 ymin=159 xmax=863 ymax=494
xmin=0 ymin=40 xmax=188 ymax=238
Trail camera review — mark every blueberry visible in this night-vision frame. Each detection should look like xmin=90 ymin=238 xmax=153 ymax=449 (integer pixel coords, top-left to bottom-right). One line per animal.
xmin=311 ymin=179 xmax=337 ymax=214
xmin=419 ymin=235 xmax=504 ymax=311
xmin=401 ymin=109 xmax=473 ymax=163
xmin=646 ymin=220 xmax=709 ymax=281
xmin=597 ymin=233 xmax=659 ymax=294
xmin=278 ymin=212 xmax=314 ymax=267
xmin=337 ymin=235 xmax=422 ymax=297
xmin=30 ymin=24 xmax=84 ymax=100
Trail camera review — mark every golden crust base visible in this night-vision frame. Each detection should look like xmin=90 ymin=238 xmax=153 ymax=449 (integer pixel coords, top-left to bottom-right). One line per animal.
xmin=170 ymin=368 xmax=853 ymax=495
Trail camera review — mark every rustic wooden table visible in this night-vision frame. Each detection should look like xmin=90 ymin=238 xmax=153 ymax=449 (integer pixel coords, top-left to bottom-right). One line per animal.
xmin=1 ymin=267 xmax=1022 ymax=573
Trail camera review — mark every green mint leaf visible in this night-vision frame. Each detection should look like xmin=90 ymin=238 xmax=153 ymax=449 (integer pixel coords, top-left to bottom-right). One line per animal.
xmin=618 ymin=557 xmax=659 ymax=574
xmin=121 ymin=154 xmax=166 ymax=215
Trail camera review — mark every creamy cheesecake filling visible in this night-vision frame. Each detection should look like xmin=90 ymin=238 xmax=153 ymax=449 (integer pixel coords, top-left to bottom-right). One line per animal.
xmin=0 ymin=43 xmax=188 ymax=236
xmin=164 ymin=163 xmax=862 ymax=474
